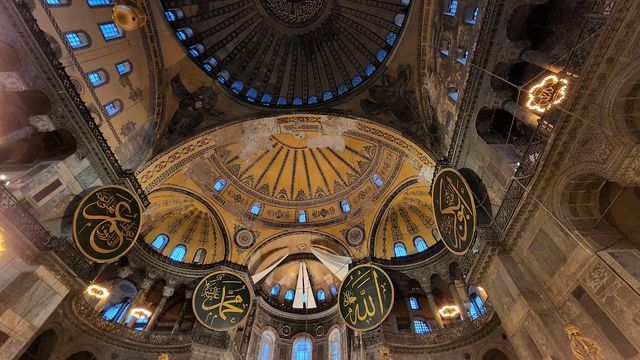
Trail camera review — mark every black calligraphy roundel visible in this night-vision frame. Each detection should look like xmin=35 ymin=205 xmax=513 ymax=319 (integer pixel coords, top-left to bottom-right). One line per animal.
xmin=432 ymin=168 xmax=477 ymax=255
xmin=192 ymin=271 xmax=253 ymax=331
xmin=338 ymin=264 xmax=394 ymax=332
xmin=72 ymin=186 xmax=142 ymax=263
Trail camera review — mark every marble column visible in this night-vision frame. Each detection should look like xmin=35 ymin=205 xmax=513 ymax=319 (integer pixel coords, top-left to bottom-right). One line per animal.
xmin=426 ymin=292 xmax=444 ymax=329
xmin=146 ymin=286 xmax=174 ymax=331
xmin=171 ymin=290 xmax=193 ymax=335
xmin=520 ymin=49 xmax=562 ymax=73
xmin=122 ymin=277 xmax=153 ymax=325
xmin=449 ymin=282 xmax=468 ymax=321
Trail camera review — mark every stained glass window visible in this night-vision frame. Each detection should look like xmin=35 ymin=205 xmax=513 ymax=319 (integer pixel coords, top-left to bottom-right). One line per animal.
xmin=308 ymin=96 xmax=318 ymax=105
xmin=376 ymin=49 xmax=387 ymax=62
xmin=277 ymin=96 xmax=287 ymax=105
xmin=414 ymin=236 xmax=428 ymax=252
xmin=102 ymin=303 xmax=123 ymax=321
xmin=104 ymin=100 xmax=122 ymax=117
xmin=116 ymin=61 xmax=132 ymax=75
xmin=337 ymin=85 xmax=348 ymax=95
xmin=247 ymin=88 xmax=258 ymax=102
xmin=323 ymin=91 xmax=333 ymax=101
xmin=292 ymin=337 xmax=312 ymax=360
xmin=409 ymin=296 xmax=420 ymax=310
xmin=231 ymin=81 xmax=244 ymax=94
xmin=270 ymin=284 xmax=280 ymax=296
xmin=65 ymin=32 xmax=90 ymax=49
xmin=213 ymin=179 xmax=226 ymax=192
xmin=394 ymin=242 xmax=407 ymax=257
xmin=261 ymin=93 xmax=273 ymax=105
xmin=365 ymin=64 xmax=376 ymax=76
xmin=386 ymin=32 xmax=397 ymax=45
xmin=317 ymin=289 xmax=326 ymax=302
xmin=87 ymin=70 xmax=108 ymax=87
xmin=293 ymin=97 xmax=303 ymax=106
xmin=169 ymin=244 xmax=187 ymax=262
xmin=284 ymin=289 xmax=295 ymax=302
xmin=151 ymin=234 xmax=169 ymax=251
xmin=250 ymin=203 xmax=262 ymax=216
xmin=99 ymin=23 xmax=124 ymax=41
xmin=340 ymin=200 xmax=351 ymax=213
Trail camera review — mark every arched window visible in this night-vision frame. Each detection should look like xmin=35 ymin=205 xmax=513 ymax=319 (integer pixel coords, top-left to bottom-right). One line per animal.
xmin=329 ymin=284 xmax=338 ymax=296
xmin=284 ymin=289 xmax=295 ymax=302
xmin=376 ymin=49 xmax=387 ymax=62
xmin=188 ymin=44 xmax=204 ymax=57
xmin=394 ymin=14 xmax=405 ymax=26
xmin=217 ymin=70 xmax=230 ymax=83
xmin=337 ymin=85 xmax=348 ymax=95
xmin=102 ymin=303 xmax=123 ymax=321
xmin=372 ymin=174 xmax=384 ymax=187
xmin=99 ymin=22 xmax=124 ymax=41
xmin=164 ymin=8 xmax=184 ymax=22
xmin=247 ymin=88 xmax=258 ymax=102
xmin=340 ymin=199 xmax=351 ymax=213
xmin=386 ymin=32 xmax=397 ymax=45
xmin=65 ymin=31 xmax=90 ymax=49
xmin=409 ymin=296 xmax=419 ymax=310
xmin=213 ymin=179 xmax=227 ymax=192
xmin=261 ymin=93 xmax=272 ymax=105
xmin=115 ymin=60 xmax=132 ymax=75
xmin=250 ymin=202 xmax=262 ymax=216
xmin=169 ymin=244 xmax=187 ymax=262
xmin=292 ymin=337 xmax=312 ymax=360
xmin=414 ymin=236 xmax=428 ymax=252
xmin=151 ymin=234 xmax=169 ymax=251
xmin=270 ymin=284 xmax=280 ymax=297
xmin=394 ymin=242 xmax=407 ymax=257
xmin=323 ymin=91 xmax=333 ymax=101
xmin=46 ymin=0 xmax=70 ymax=6
xmin=193 ymin=248 xmax=206 ymax=263
xmin=258 ymin=330 xmax=276 ymax=360
xmin=469 ymin=293 xmax=486 ymax=319
xmin=277 ymin=96 xmax=287 ymax=105
xmin=204 ymin=57 xmax=217 ymax=72
xmin=293 ymin=97 xmax=303 ymax=106
xmin=413 ymin=319 xmax=431 ymax=334
xmin=104 ymin=99 xmax=122 ymax=117
xmin=444 ymin=0 xmax=458 ymax=15
xmin=87 ymin=0 xmax=112 ymax=6
xmin=133 ymin=316 xmax=148 ymax=331
xmin=231 ymin=81 xmax=244 ymax=94
xmin=297 ymin=210 xmax=307 ymax=223
xmin=316 ymin=289 xmax=326 ymax=302
xmin=176 ymin=27 xmax=193 ymax=41
xmin=352 ymin=76 xmax=363 ymax=87
xmin=308 ymin=96 xmax=318 ymax=104
xmin=87 ymin=69 xmax=108 ymax=87
xmin=328 ymin=328 xmax=341 ymax=360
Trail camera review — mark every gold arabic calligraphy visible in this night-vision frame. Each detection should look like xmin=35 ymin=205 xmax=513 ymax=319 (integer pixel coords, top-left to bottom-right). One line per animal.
xmin=438 ymin=176 xmax=473 ymax=249
xmin=340 ymin=265 xmax=393 ymax=330
xmin=195 ymin=272 xmax=251 ymax=330
xmin=81 ymin=191 xmax=137 ymax=254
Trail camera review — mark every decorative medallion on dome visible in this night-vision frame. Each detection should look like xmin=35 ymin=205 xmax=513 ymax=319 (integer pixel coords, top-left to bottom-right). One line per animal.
xmin=346 ymin=226 xmax=364 ymax=246
xmin=264 ymin=0 xmax=324 ymax=25
xmin=234 ymin=228 xmax=256 ymax=249
xmin=160 ymin=0 xmax=412 ymax=106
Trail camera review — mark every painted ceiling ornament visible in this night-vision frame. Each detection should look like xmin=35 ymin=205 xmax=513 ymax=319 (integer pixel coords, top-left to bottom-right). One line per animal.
xmin=192 ymin=270 xmax=253 ymax=331
xmin=526 ymin=75 xmax=570 ymax=113
xmin=264 ymin=0 xmax=324 ymax=24
xmin=361 ymin=64 xmax=441 ymax=154
xmin=565 ymin=326 xmax=604 ymax=360
xmin=432 ymin=168 xmax=477 ymax=255
xmin=112 ymin=0 xmax=147 ymax=31
xmin=338 ymin=264 xmax=394 ymax=331
xmin=72 ymin=186 xmax=142 ymax=263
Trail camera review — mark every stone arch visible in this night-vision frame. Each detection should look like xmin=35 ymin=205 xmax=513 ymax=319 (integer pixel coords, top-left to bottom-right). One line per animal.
xmin=0 ymin=129 xmax=77 ymax=168
xmin=65 ymin=352 xmax=99 ymax=360
xmin=18 ymin=329 xmax=57 ymax=360
xmin=459 ymin=167 xmax=494 ymax=223
xmin=0 ymin=41 xmax=20 ymax=72
xmin=600 ymin=60 xmax=640 ymax=144
xmin=482 ymin=348 xmax=511 ymax=360
xmin=0 ymin=89 xmax=53 ymax=136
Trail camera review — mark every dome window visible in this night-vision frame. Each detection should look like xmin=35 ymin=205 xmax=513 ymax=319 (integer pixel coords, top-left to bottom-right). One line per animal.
xmin=188 ymin=44 xmax=204 ymax=57
xmin=151 ymin=234 xmax=169 ymax=251
xmin=284 ymin=289 xmax=295 ymax=302
xmin=246 ymin=88 xmax=258 ymax=102
xmin=323 ymin=91 xmax=333 ymax=101
xmin=104 ymin=99 xmax=123 ymax=117
xmin=308 ymin=96 xmax=318 ymax=105
xmin=414 ymin=319 xmax=431 ymax=334
xmin=445 ymin=0 xmax=458 ymax=16
xmin=87 ymin=69 xmax=109 ymax=87
xmin=448 ymin=88 xmax=460 ymax=101
xmin=414 ymin=236 xmax=428 ymax=252
xmin=340 ymin=199 xmax=351 ymax=213
xmin=213 ymin=179 xmax=227 ymax=192
xmin=293 ymin=97 xmax=303 ymax=106
xmin=386 ymin=32 xmax=397 ymax=45
xmin=376 ymin=49 xmax=387 ymax=62
xmin=394 ymin=14 xmax=405 ymax=26
xmin=169 ymin=244 xmax=187 ymax=262
xmin=99 ymin=23 xmax=125 ymax=41
xmin=261 ymin=93 xmax=272 ymax=105
xmin=365 ymin=64 xmax=376 ymax=76
xmin=217 ymin=70 xmax=230 ymax=83
xmin=352 ymin=76 xmax=363 ymax=87
xmin=317 ymin=289 xmax=326 ymax=302
xmin=330 ymin=284 xmax=338 ymax=296
xmin=409 ymin=296 xmax=420 ymax=310
xmin=165 ymin=8 xmax=184 ymax=21
xmin=277 ymin=96 xmax=287 ymax=105
xmin=250 ymin=202 xmax=262 ymax=216
xmin=65 ymin=31 xmax=91 ymax=49
xmin=231 ymin=81 xmax=244 ymax=94
xmin=337 ymin=84 xmax=348 ymax=95
xmin=176 ymin=27 xmax=193 ymax=41
xmin=394 ymin=242 xmax=407 ymax=257
xmin=193 ymin=248 xmax=206 ymax=263
xmin=372 ymin=174 xmax=384 ymax=187
xmin=297 ymin=210 xmax=307 ymax=223
xmin=270 ymin=284 xmax=280 ymax=296
xmin=46 ymin=0 xmax=70 ymax=6
xmin=116 ymin=60 xmax=132 ymax=75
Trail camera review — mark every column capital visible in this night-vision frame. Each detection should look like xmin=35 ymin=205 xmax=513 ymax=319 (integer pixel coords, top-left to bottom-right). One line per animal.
xmin=117 ymin=266 xmax=133 ymax=279
xmin=162 ymin=286 xmax=175 ymax=298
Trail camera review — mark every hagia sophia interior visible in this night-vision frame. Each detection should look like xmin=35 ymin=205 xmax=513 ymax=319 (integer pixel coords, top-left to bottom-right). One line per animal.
xmin=0 ymin=0 xmax=638 ymax=359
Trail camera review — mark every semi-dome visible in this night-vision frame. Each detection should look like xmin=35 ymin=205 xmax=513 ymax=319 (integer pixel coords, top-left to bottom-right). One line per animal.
xmin=160 ymin=0 xmax=412 ymax=107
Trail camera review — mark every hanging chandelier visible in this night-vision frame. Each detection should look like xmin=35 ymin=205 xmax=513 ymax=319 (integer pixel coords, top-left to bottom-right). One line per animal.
xmin=130 ymin=308 xmax=152 ymax=319
xmin=86 ymin=284 xmax=110 ymax=299
xmin=438 ymin=305 xmax=461 ymax=319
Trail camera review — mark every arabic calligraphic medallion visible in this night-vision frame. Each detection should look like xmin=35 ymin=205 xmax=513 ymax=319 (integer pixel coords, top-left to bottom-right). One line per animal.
xmin=338 ymin=264 xmax=394 ymax=331
xmin=193 ymin=271 xmax=252 ymax=331
xmin=72 ymin=185 xmax=142 ymax=263
xmin=432 ymin=168 xmax=477 ymax=255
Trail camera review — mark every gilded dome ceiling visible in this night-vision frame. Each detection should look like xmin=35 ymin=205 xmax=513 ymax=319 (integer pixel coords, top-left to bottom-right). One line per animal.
xmin=160 ymin=0 xmax=412 ymax=107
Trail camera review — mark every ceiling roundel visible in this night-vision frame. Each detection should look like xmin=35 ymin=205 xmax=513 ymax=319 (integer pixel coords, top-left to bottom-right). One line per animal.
xmin=160 ymin=0 xmax=412 ymax=107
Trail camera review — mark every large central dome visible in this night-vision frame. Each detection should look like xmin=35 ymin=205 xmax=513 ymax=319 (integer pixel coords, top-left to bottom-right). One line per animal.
xmin=161 ymin=0 xmax=412 ymax=107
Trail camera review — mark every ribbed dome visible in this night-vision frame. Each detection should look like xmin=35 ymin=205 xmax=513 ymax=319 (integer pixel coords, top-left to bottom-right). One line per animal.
xmin=161 ymin=0 xmax=412 ymax=107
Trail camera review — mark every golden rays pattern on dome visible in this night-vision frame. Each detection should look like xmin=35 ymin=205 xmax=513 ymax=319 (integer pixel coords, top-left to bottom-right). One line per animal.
xmin=372 ymin=182 xmax=439 ymax=260
xmin=142 ymin=190 xmax=226 ymax=264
